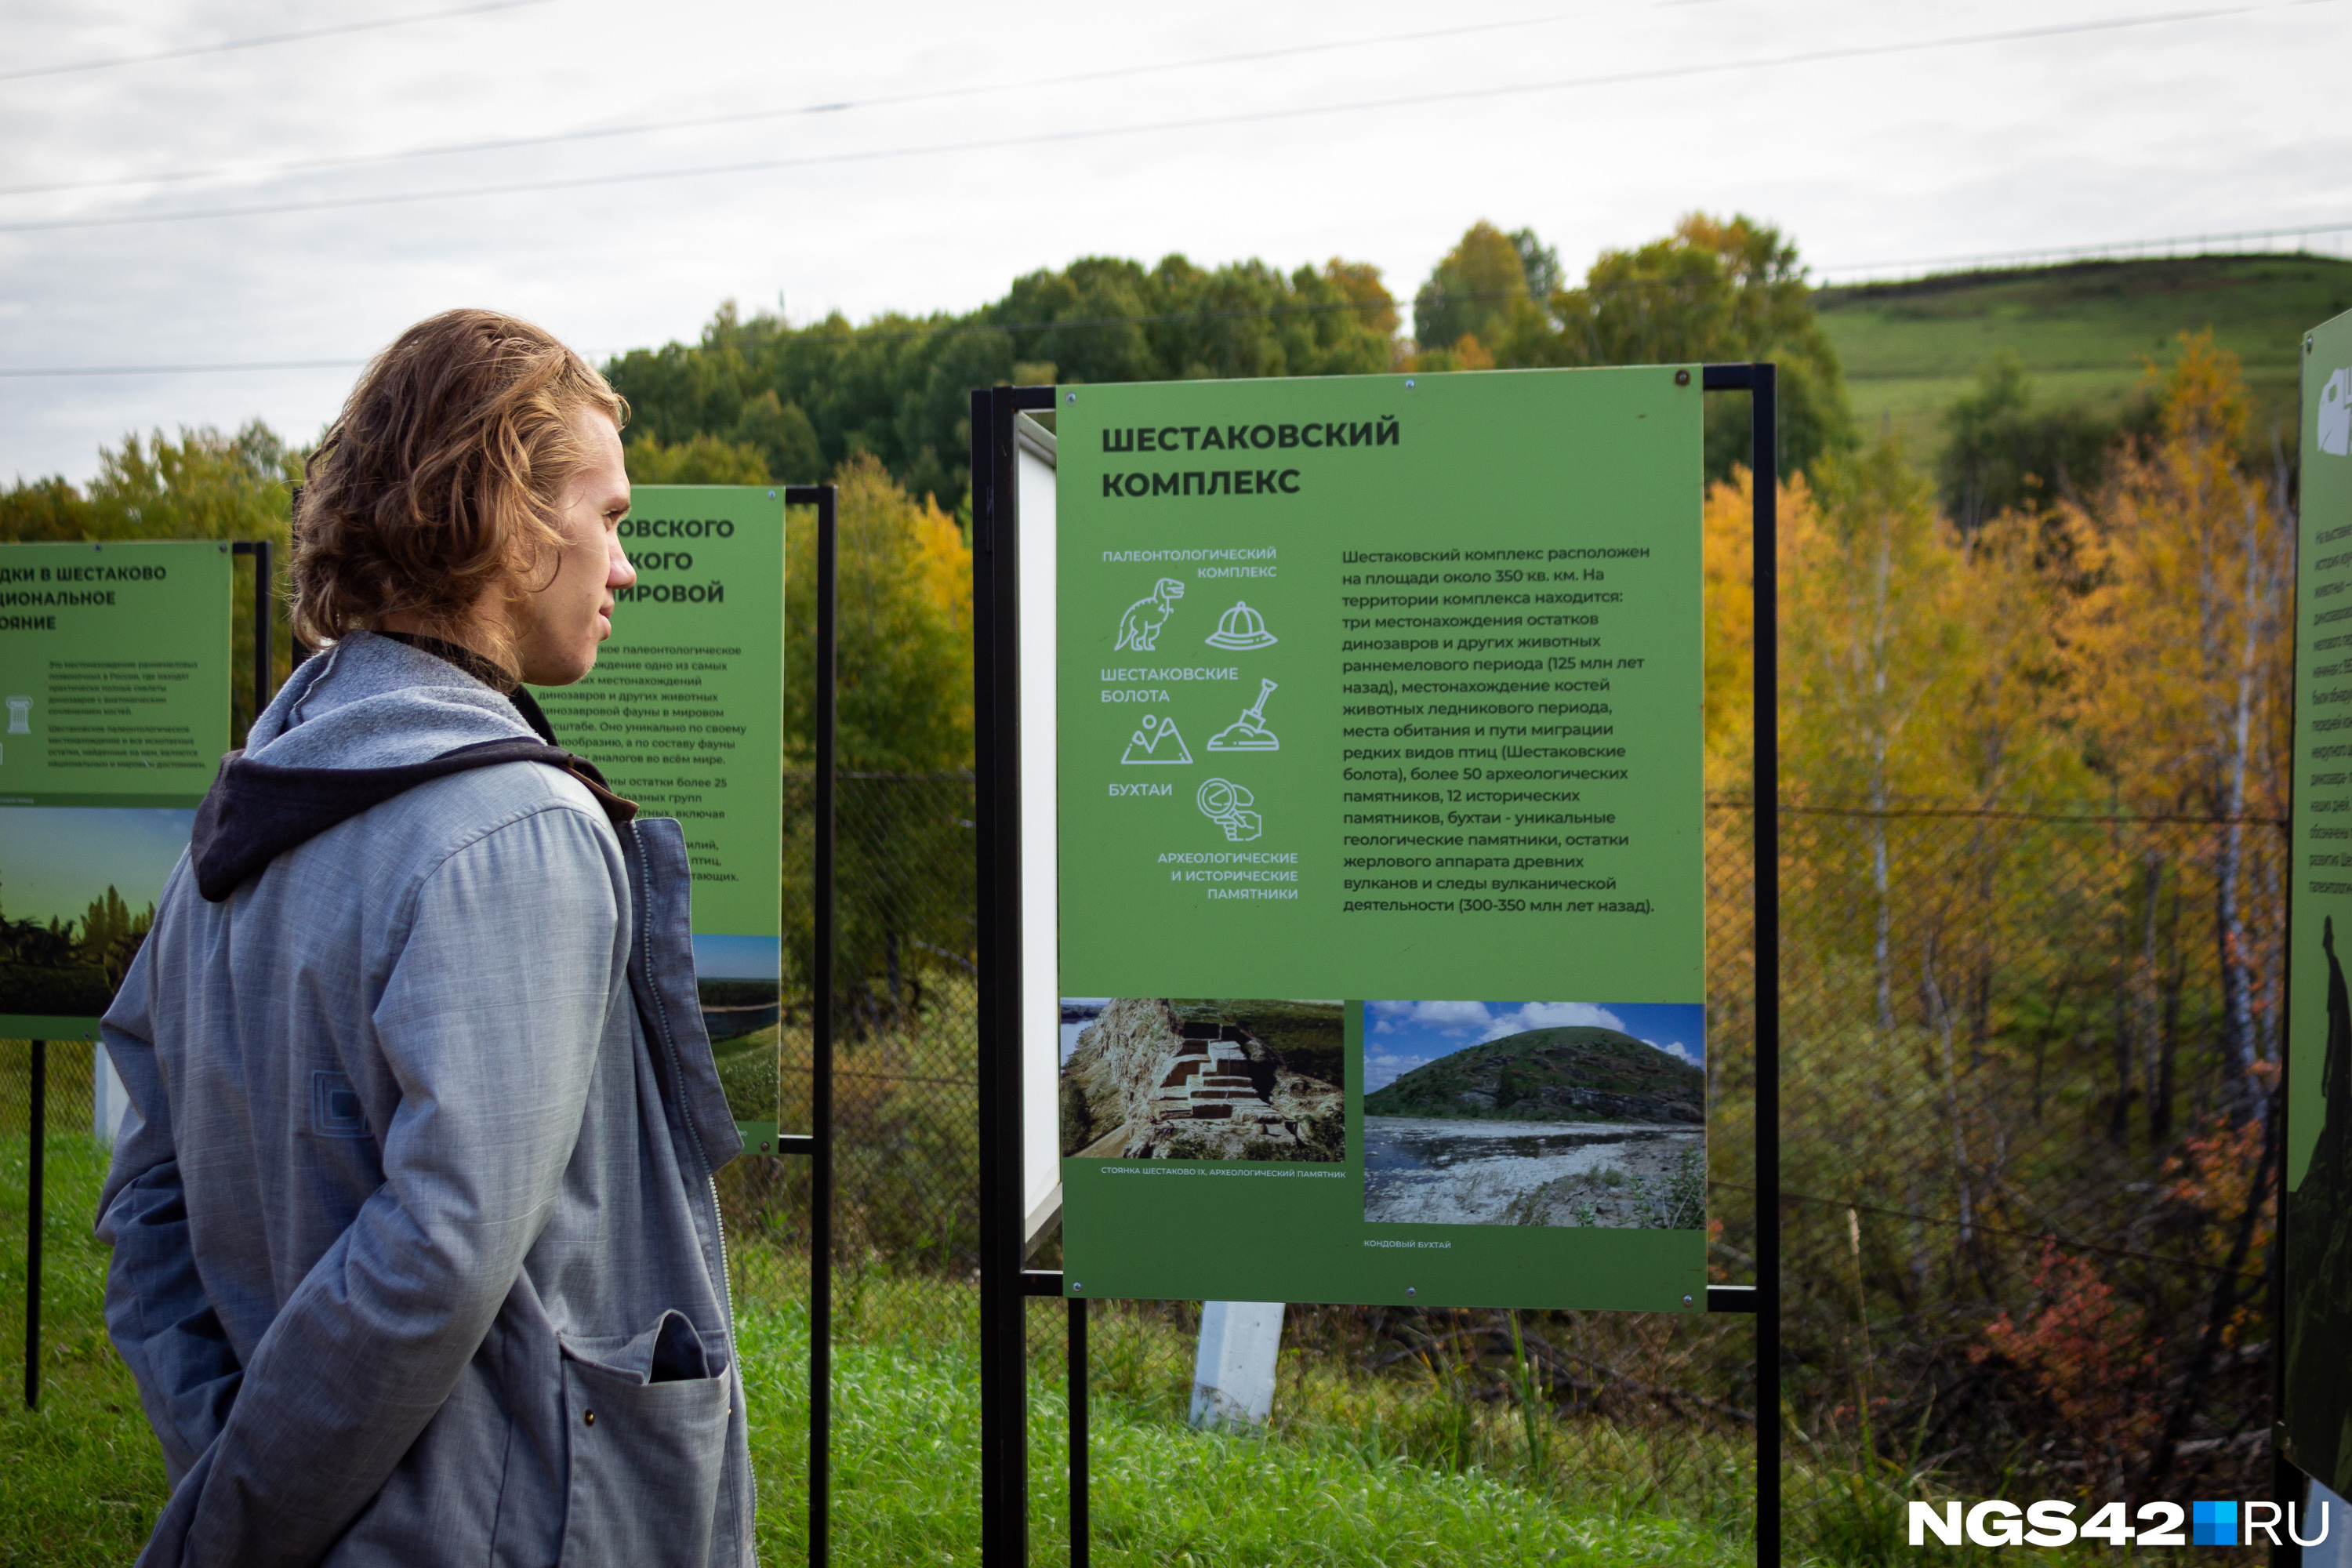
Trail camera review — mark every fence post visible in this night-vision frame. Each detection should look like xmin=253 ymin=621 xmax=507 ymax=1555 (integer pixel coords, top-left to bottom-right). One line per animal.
xmin=811 ymin=488 xmax=837 ymax=1568
xmin=24 ymin=1039 xmax=44 ymax=1411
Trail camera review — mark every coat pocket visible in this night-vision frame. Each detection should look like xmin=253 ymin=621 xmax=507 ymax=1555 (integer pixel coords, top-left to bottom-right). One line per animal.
xmin=556 ymin=1314 xmax=731 ymax=1568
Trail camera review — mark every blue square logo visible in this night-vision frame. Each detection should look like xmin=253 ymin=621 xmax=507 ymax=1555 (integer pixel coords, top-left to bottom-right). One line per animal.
xmin=2191 ymin=1501 xmax=2238 ymax=1547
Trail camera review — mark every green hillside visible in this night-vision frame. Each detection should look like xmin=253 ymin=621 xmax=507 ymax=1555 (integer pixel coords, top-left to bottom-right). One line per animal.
xmin=1363 ymin=1025 xmax=1704 ymax=1123
xmin=1816 ymin=253 xmax=2352 ymax=464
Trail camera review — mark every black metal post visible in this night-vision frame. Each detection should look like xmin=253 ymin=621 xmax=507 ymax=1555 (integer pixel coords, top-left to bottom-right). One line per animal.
xmin=975 ymin=384 xmax=1054 ymax=1566
xmin=974 ymin=384 xmax=1025 ymax=1566
xmin=1069 ymin=1296 xmax=1088 ymax=1568
xmin=230 ymin=540 xmax=275 ymax=731
xmin=24 ymin=1040 xmax=44 ymax=1411
xmin=1750 ymin=366 xmax=1783 ymax=1562
xmin=783 ymin=484 xmax=838 ymax=1566
xmin=251 ymin=541 xmax=271 ymax=720
xmin=1700 ymin=363 xmax=1778 ymax=1549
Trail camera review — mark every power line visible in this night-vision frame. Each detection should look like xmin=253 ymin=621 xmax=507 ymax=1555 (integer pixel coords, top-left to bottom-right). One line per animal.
xmin=1 ymin=1 xmax=2330 ymax=237
xmin=0 ymin=0 xmax=556 ymax=85
xmin=0 ymin=13 xmax=1568 ymax=200
xmin=0 ymin=358 xmax=369 ymax=379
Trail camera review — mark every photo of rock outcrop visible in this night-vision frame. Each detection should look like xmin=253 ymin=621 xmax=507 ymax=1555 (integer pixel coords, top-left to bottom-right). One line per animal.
xmin=1060 ymin=997 xmax=1345 ymax=1162
xmin=1361 ymin=1001 xmax=1705 ymax=1229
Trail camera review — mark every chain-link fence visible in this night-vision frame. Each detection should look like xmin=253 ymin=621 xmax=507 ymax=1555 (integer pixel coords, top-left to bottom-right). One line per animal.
xmin=3 ymin=1040 xmax=104 ymax=1418
xmin=9 ymin=786 xmax=2275 ymax=1557
xmin=1766 ymin=800 xmax=2285 ymax=1557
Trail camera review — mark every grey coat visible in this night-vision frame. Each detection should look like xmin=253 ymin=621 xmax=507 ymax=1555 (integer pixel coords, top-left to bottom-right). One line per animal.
xmin=96 ymin=632 xmax=755 ymax=1568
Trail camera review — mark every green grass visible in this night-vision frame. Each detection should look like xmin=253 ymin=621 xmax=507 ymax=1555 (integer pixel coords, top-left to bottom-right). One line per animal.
xmin=1815 ymin=252 xmax=2352 ymax=462
xmin=2 ymin=1129 xmax=1752 ymax=1566
xmin=0 ymin=1132 xmax=167 ymax=1568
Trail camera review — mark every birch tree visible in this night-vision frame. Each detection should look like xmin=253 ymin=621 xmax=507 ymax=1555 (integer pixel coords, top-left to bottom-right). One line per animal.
xmin=2063 ymin=334 xmax=2295 ymax=1124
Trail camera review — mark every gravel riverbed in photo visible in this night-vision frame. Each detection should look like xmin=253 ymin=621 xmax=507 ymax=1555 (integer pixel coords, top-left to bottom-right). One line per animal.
xmin=1362 ymin=1116 xmax=1703 ymax=1228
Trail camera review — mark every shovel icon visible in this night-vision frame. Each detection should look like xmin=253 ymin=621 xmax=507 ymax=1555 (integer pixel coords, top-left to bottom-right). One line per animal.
xmin=1207 ymin=679 xmax=1280 ymax=753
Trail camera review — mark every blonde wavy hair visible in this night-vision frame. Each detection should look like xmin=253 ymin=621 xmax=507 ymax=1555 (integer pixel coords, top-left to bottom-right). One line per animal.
xmin=291 ymin=308 xmax=628 ymax=673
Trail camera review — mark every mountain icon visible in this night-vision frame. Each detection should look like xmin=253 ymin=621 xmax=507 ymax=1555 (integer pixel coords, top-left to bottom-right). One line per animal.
xmin=1122 ymin=713 xmax=1193 ymax=764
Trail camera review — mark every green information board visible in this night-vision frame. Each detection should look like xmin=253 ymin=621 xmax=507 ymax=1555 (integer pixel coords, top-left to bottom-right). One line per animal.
xmin=2288 ymin=311 xmax=2352 ymax=1490
xmin=0 ymin=540 xmax=236 ymax=1038
xmin=531 ymin=486 xmax=786 ymax=1147
xmin=1052 ymin=368 xmax=1708 ymax=1311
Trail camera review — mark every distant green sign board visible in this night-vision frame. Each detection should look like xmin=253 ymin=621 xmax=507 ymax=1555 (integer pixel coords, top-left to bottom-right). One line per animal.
xmin=531 ymin=485 xmax=787 ymax=1146
xmin=0 ymin=540 xmax=236 ymax=1038
xmin=1051 ymin=368 xmax=1708 ymax=1311
xmin=2287 ymin=311 xmax=2352 ymax=1491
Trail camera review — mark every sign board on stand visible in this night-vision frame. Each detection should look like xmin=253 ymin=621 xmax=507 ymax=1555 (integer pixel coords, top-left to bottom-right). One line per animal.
xmin=2285 ymin=311 xmax=2352 ymax=1492
xmin=0 ymin=541 xmax=236 ymax=1044
xmin=1043 ymin=368 xmax=1709 ymax=1312
xmin=530 ymin=485 xmax=788 ymax=1151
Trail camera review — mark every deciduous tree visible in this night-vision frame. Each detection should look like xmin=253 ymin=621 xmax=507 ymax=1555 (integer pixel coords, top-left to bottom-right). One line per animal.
xmin=2062 ymin=333 xmax=2295 ymax=1123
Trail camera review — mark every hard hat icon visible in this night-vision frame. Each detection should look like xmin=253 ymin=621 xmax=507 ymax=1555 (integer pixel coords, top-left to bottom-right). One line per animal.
xmin=1204 ymin=600 xmax=1278 ymax=650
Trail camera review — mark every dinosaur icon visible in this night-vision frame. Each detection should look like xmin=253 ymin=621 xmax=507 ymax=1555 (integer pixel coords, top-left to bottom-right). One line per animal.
xmin=1122 ymin=713 xmax=1193 ymax=764
xmin=1115 ymin=578 xmax=1186 ymax=652
xmin=1207 ymin=679 xmax=1280 ymax=753
xmin=1198 ymin=777 xmax=1261 ymax=842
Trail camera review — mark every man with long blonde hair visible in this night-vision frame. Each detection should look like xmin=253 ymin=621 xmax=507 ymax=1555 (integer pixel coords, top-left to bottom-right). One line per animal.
xmin=96 ymin=309 xmax=755 ymax=1567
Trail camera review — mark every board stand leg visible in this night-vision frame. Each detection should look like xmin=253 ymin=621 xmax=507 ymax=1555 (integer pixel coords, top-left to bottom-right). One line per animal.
xmin=1701 ymin=361 xmax=1780 ymax=1562
xmin=973 ymin=384 xmax=1054 ymax=1564
xmin=1070 ymin=1295 xmax=1088 ymax=1568
xmin=782 ymin=485 xmax=840 ymax=1567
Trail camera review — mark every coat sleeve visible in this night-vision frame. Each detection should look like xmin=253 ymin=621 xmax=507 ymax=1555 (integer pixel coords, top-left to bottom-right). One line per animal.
xmin=137 ymin=805 xmax=633 ymax=1568
xmin=96 ymin=910 xmax=244 ymax=1488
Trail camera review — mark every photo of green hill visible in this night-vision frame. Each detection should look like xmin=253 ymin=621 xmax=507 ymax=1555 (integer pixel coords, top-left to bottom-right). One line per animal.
xmin=1363 ymin=1025 xmax=1704 ymax=1126
xmin=1362 ymin=1002 xmax=1704 ymax=1230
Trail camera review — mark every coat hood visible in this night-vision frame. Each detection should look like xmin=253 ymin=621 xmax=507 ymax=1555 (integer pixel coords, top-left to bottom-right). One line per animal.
xmin=191 ymin=631 xmax=632 ymax=902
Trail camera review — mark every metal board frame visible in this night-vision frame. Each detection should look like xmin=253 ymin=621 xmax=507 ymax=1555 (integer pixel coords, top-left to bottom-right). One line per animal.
xmin=777 ymin=485 xmax=838 ymax=1566
xmin=971 ymin=368 xmax=1782 ymax=1563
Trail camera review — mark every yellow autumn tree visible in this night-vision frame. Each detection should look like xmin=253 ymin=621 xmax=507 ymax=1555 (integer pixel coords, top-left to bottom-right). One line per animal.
xmin=784 ymin=451 xmax=971 ymax=771
xmin=1780 ymin=441 xmax=1965 ymax=1025
xmin=2062 ymin=332 xmax=2296 ymax=1123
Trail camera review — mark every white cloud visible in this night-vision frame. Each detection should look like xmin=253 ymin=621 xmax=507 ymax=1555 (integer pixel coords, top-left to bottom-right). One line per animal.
xmin=1650 ymin=1039 xmax=1703 ymax=1068
xmin=1479 ymin=1001 xmax=1623 ymax=1042
xmin=1369 ymin=999 xmax=1493 ymax=1036
xmin=1363 ymin=1050 xmax=1431 ymax=1091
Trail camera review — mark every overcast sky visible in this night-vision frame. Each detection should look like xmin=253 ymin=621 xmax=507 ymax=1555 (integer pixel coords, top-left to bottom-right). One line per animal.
xmin=2 ymin=0 xmax=2343 ymax=483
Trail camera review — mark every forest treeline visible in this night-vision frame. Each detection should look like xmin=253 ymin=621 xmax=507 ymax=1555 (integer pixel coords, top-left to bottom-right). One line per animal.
xmin=608 ymin=212 xmax=1860 ymax=495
